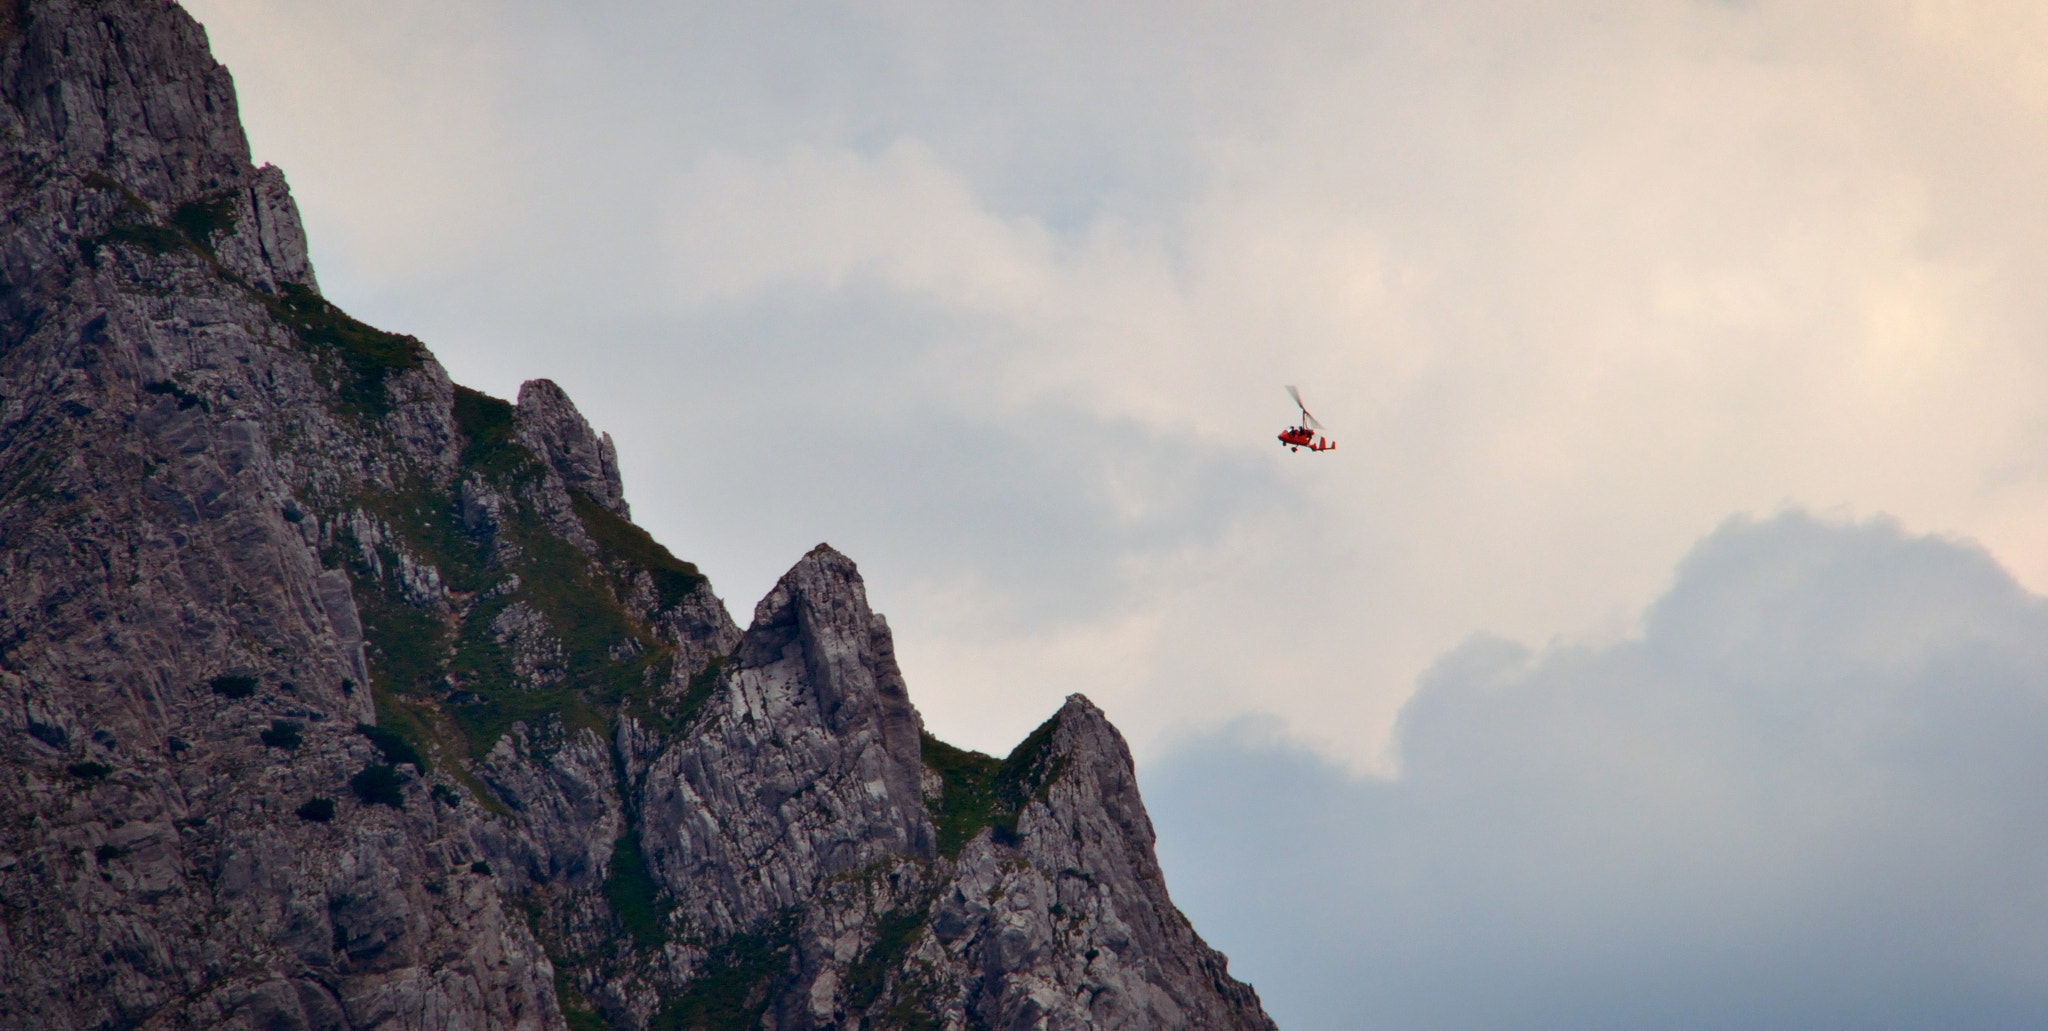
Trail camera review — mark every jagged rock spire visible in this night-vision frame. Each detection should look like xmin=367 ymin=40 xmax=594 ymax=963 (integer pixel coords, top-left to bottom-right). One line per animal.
xmin=515 ymin=378 xmax=628 ymax=518
xmin=638 ymin=546 xmax=936 ymax=936
xmin=739 ymin=544 xmax=924 ymax=772
xmin=3 ymin=0 xmax=251 ymax=200
xmin=923 ymin=694 xmax=1280 ymax=1030
xmin=0 ymin=0 xmax=320 ymax=297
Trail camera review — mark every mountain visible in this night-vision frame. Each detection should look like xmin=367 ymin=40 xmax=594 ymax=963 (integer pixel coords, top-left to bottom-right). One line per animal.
xmin=0 ymin=2 xmax=1279 ymax=1028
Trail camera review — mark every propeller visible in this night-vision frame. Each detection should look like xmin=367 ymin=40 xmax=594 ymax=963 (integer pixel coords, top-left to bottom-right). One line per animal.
xmin=1285 ymin=385 xmax=1326 ymax=433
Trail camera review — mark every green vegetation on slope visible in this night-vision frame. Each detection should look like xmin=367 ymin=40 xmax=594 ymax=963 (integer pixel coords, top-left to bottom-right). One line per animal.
xmin=649 ymin=914 xmax=798 ymax=1031
xmin=604 ymin=830 xmax=670 ymax=949
xmin=170 ymin=196 xmax=237 ymax=255
xmin=316 ymin=379 xmax=708 ymax=1019
xmin=75 ymin=177 xmax=239 ymax=268
xmin=920 ymin=713 xmax=1068 ymax=857
xmin=334 ymin=396 xmax=678 ymax=756
xmin=357 ymin=722 xmax=426 ymax=771
xmin=920 ymin=735 xmax=1002 ymax=858
xmin=844 ymin=903 xmax=932 ymax=1014
xmin=572 ymin=490 xmax=707 ymax=609
xmin=262 ymin=283 xmax=427 ymax=418
xmin=452 ymin=386 xmax=530 ymax=479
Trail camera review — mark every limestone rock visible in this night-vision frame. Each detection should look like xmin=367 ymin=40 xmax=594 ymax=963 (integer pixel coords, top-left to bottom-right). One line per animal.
xmin=639 ymin=546 xmax=935 ymax=940
xmin=0 ymin=3 xmax=1279 ymax=1029
xmin=516 ymin=378 xmax=628 ymax=519
xmin=933 ymin=696 xmax=1277 ymax=1030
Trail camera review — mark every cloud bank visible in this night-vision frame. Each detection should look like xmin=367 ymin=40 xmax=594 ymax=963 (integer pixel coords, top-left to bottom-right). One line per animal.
xmin=1149 ymin=511 xmax=2048 ymax=1030
xmin=181 ymin=0 xmax=2048 ymax=771
xmin=161 ymin=7 xmax=2048 ymax=1022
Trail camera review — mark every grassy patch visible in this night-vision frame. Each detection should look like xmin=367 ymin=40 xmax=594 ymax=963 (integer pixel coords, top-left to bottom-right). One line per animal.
xmin=844 ymin=904 xmax=931 ymax=1015
xmin=995 ymin=712 xmax=1063 ymax=804
xmin=261 ymin=283 xmax=427 ymax=417
xmin=353 ymin=583 xmax=446 ymax=696
xmin=988 ymin=713 xmax=1066 ymax=845
xmin=362 ymin=647 xmax=517 ymax=811
xmin=650 ymin=914 xmax=798 ymax=1031
xmin=555 ymin=960 xmax=616 ymax=1031
xmin=603 ymin=830 xmax=669 ymax=949
xmin=371 ymin=690 xmax=441 ymax=769
xmin=358 ymin=486 xmax=497 ymax=595
xmin=572 ymin=490 xmax=706 ymax=609
xmin=920 ymin=712 xmax=1068 ymax=855
xmin=921 ymin=735 xmax=1001 ymax=859
xmin=316 ymin=377 xmax=730 ymax=837
xmin=72 ymin=173 xmax=212 ymax=268
xmin=357 ymin=721 xmax=425 ymax=771
xmin=448 ymin=684 xmax=607 ymax=765
xmin=339 ymin=479 xmax=667 ymax=764
xmin=88 ymin=222 xmax=187 ymax=259
xmin=260 ymin=720 xmax=303 ymax=750
xmin=170 ymin=196 xmax=237 ymax=254
xmin=350 ymin=764 xmax=406 ymax=808
xmin=80 ymin=172 xmax=150 ymax=215
xmin=634 ymin=655 xmax=723 ymax=739
xmin=340 ymin=486 xmax=565 ymax=790
xmin=452 ymin=386 xmax=533 ymax=481
xmin=516 ymin=528 xmax=644 ymax=671
xmin=879 ymin=992 xmax=947 ymax=1031
xmin=75 ymin=185 xmax=235 ymax=266
xmin=445 ymin=592 xmax=519 ymax=698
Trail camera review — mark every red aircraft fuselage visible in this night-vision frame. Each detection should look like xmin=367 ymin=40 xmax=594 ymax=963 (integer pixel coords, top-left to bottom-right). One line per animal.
xmin=1278 ymin=426 xmax=1335 ymax=452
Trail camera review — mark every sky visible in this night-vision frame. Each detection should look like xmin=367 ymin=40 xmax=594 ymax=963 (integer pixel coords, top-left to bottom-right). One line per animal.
xmin=1151 ymin=511 xmax=2048 ymax=1028
xmin=176 ymin=2 xmax=2048 ymax=1027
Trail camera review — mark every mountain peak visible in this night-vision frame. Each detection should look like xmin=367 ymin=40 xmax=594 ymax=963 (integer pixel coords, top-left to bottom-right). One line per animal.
xmin=0 ymin=4 xmax=1277 ymax=1029
xmin=5 ymin=0 xmax=249 ymax=200
xmin=741 ymin=542 xmax=923 ymax=765
xmin=515 ymin=377 xmax=628 ymax=518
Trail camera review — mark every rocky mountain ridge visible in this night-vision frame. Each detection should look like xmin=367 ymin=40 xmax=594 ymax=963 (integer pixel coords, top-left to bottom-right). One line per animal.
xmin=0 ymin=2 xmax=1279 ymax=1028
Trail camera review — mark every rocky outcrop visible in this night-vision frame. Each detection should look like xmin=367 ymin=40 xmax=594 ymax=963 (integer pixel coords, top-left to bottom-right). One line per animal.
xmin=4 ymin=0 xmax=251 ymax=202
xmin=572 ymin=552 xmax=1276 ymax=1030
xmin=0 ymin=2 xmax=1278 ymax=1029
xmin=930 ymin=696 xmax=1275 ymax=1030
xmin=0 ymin=0 xmax=319 ymax=302
xmin=642 ymin=546 xmax=935 ymax=941
xmin=517 ymin=379 xmax=628 ymax=519
xmin=0 ymin=4 xmax=549 ymax=1027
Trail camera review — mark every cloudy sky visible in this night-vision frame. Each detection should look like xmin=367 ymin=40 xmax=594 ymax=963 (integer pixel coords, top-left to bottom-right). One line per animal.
xmin=180 ymin=2 xmax=2048 ymax=1027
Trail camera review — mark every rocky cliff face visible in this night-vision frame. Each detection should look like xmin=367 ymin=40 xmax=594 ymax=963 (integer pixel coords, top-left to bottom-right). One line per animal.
xmin=0 ymin=2 xmax=1279 ymax=1029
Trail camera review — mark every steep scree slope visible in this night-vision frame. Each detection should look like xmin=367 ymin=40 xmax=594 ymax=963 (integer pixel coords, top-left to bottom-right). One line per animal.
xmin=0 ymin=2 xmax=1279 ymax=1029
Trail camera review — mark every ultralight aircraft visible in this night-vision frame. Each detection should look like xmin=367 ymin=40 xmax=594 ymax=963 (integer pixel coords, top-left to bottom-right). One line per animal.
xmin=1278 ymin=385 xmax=1335 ymax=452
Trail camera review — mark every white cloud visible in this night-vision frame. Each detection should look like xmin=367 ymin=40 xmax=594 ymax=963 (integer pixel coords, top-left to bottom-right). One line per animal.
xmin=157 ymin=3 xmax=2048 ymax=1017
xmin=660 ymin=141 xmax=1059 ymax=311
xmin=180 ymin=0 xmax=2048 ymax=771
xmin=1150 ymin=511 xmax=2048 ymax=1030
